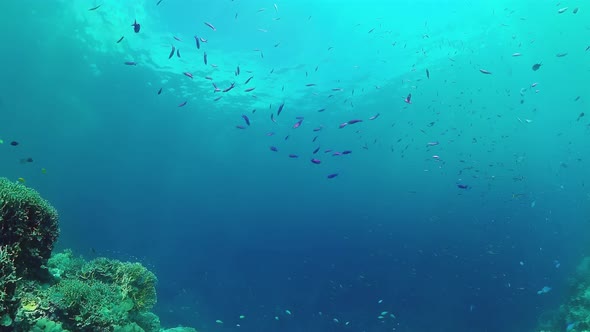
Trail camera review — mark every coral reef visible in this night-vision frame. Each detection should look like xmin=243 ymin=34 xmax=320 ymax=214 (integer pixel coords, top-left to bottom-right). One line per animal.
xmin=0 ymin=178 xmax=197 ymax=332
xmin=535 ymin=257 xmax=590 ymax=332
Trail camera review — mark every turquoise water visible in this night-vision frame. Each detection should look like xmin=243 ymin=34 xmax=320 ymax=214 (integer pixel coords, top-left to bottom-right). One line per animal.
xmin=1 ymin=1 xmax=589 ymax=331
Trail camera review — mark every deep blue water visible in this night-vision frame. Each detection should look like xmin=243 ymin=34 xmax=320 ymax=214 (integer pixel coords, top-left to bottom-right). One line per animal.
xmin=1 ymin=1 xmax=589 ymax=331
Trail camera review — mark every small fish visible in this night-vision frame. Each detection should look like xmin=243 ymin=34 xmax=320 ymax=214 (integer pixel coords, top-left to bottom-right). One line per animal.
xmin=178 ymin=101 xmax=187 ymax=107
xmin=537 ymin=286 xmax=552 ymax=294
xmin=426 ymin=69 xmax=430 ymax=79
xmin=244 ymin=87 xmax=255 ymax=92
xmin=88 ymin=4 xmax=101 ymax=11
xmin=556 ymin=52 xmax=568 ymax=57
xmin=317 ymin=108 xmax=326 ymax=113
xmin=176 ymin=49 xmax=181 ymax=58
xmin=20 ymin=157 xmax=33 ymax=164
xmin=204 ymin=52 xmax=208 ymax=65
xmin=242 ymin=115 xmax=250 ymax=126
xmin=10 ymin=141 xmax=19 ymax=146
xmin=293 ymin=120 xmax=303 ymax=129
xmin=313 ymin=146 xmax=320 ymax=154
xmin=124 ymin=61 xmax=137 ymax=66
xmin=131 ymin=20 xmax=141 ymax=33
xmin=116 ymin=36 xmax=125 ymax=43
xmin=17 ymin=177 xmax=25 ymax=184
xmin=312 ymin=135 xmax=319 ymax=141
xmin=347 ymin=119 xmax=363 ymax=125
xmin=342 ymin=150 xmax=352 ymax=155
xmin=183 ymin=72 xmax=193 ymax=79
xmin=222 ymin=83 xmax=235 ymax=93
xmin=236 ymin=65 xmax=240 ymax=76
xmin=204 ymin=22 xmax=216 ymax=31
xmin=157 ymin=0 xmax=163 ymax=5
xmin=305 ymin=83 xmax=316 ymax=87
xmin=236 ymin=125 xmax=246 ymax=129
xmin=289 ymin=154 xmax=299 ymax=158
xmin=512 ymin=52 xmax=522 ymax=57
xmin=270 ymin=146 xmax=278 ymax=152
xmin=404 ymin=93 xmax=412 ymax=104
xmin=194 ymin=36 xmax=200 ymax=49
xmin=339 ymin=122 xmax=348 ymax=129
xmin=457 ymin=184 xmax=469 ymax=189
xmin=369 ymin=113 xmax=380 ymax=120
xmin=577 ymin=112 xmax=585 ymax=121
xmin=479 ymin=69 xmax=492 ymax=75
xmin=157 ymin=87 xmax=162 ymax=95
xmin=244 ymin=76 xmax=254 ymax=84
xmin=271 ymin=113 xmax=276 ymax=123
xmin=311 ymin=158 xmax=321 ymax=164
xmin=532 ymin=63 xmax=542 ymax=71
xmin=327 ymin=173 xmax=338 ymax=179
xmin=173 ymin=36 xmax=182 ymax=42
xmin=557 ymin=7 xmax=568 ymax=14
xmin=427 ymin=141 xmax=439 ymax=146
xmin=277 ymin=103 xmax=285 ymax=116
xmin=168 ymin=45 xmax=175 ymax=59
xmin=200 ymin=37 xmax=208 ymax=43
xmin=573 ymin=8 xmax=579 ymax=14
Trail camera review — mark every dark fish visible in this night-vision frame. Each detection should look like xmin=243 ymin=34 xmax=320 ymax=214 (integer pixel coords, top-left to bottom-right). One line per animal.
xmin=176 ymin=49 xmax=181 ymax=58
xmin=222 ymin=83 xmax=235 ymax=92
xmin=194 ymin=36 xmax=201 ymax=49
xmin=556 ymin=53 xmax=568 ymax=57
xmin=532 ymin=63 xmax=542 ymax=71
xmin=89 ymin=4 xmax=101 ymax=11
xmin=289 ymin=154 xmax=299 ymax=158
xmin=271 ymin=113 xmax=276 ymax=123
xmin=327 ymin=173 xmax=339 ymax=179
xmin=347 ymin=119 xmax=363 ymax=125
xmin=10 ymin=141 xmax=18 ymax=146
xmin=116 ymin=36 xmax=125 ymax=43
xmin=312 ymin=136 xmax=318 ymax=142
xmin=317 ymin=108 xmax=325 ymax=112
xmin=178 ymin=101 xmax=187 ymax=107
xmin=157 ymin=0 xmax=163 ymax=5
xmin=573 ymin=7 xmax=579 ymax=14
xmin=270 ymin=146 xmax=278 ymax=152
xmin=284 ymin=135 xmax=290 ymax=140
xmin=168 ymin=45 xmax=175 ymax=59
xmin=204 ymin=52 xmax=208 ymax=65
xmin=342 ymin=150 xmax=352 ymax=155
xmin=131 ymin=20 xmax=141 ymax=33
xmin=242 ymin=114 xmax=250 ymax=126
xmin=204 ymin=22 xmax=216 ymax=31
xmin=426 ymin=69 xmax=430 ymax=79
xmin=236 ymin=65 xmax=240 ymax=76
xmin=157 ymin=87 xmax=162 ymax=95
xmin=457 ymin=184 xmax=469 ymax=189
xmin=479 ymin=69 xmax=492 ymax=75
xmin=404 ymin=93 xmax=412 ymax=104
xmin=577 ymin=112 xmax=585 ymax=121
xmin=313 ymin=146 xmax=320 ymax=154
xmin=244 ymin=76 xmax=254 ymax=84
xmin=124 ymin=61 xmax=137 ymax=66
xmin=20 ymin=157 xmax=33 ymax=164
xmin=236 ymin=125 xmax=246 ymax=129
xmin=310 ymin=159 xmax=321 ymax=164
xmin=277 ymin=103 xmax=285 ymax=116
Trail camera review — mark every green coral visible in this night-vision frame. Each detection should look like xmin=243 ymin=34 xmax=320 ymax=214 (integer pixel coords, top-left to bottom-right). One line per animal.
xmin=0 ymin=178 xmax=59 ymax=323
xmin=79 ymin=258 xmax=158 ymax=311
xmin=0 ymin=178 xmax=196 ymax=331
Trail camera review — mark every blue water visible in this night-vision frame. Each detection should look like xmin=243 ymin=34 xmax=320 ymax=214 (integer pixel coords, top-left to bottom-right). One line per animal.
xmin=1 ymin=1 xmax=589 ymax=331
